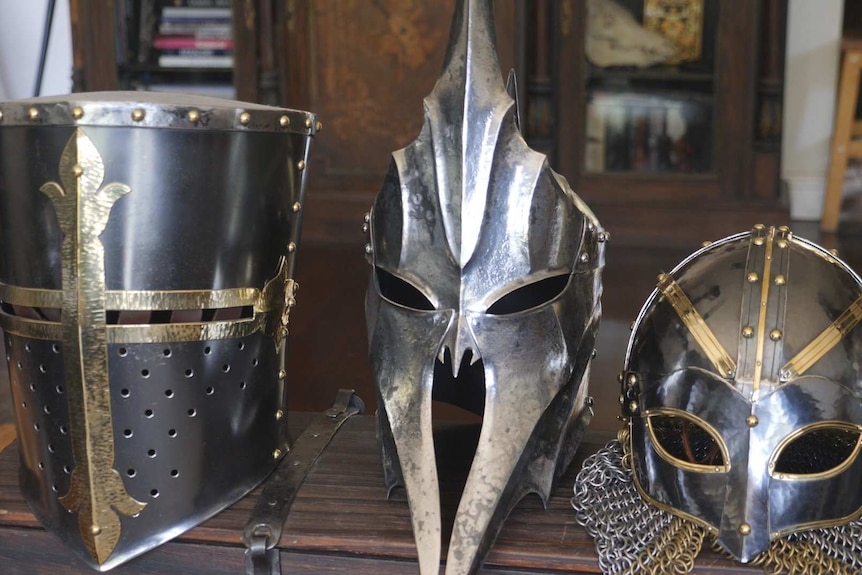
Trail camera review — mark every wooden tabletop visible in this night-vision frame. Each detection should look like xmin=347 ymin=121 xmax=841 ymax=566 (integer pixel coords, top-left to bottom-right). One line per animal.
xmin=0 ymin=413 xmax=762 ymax=574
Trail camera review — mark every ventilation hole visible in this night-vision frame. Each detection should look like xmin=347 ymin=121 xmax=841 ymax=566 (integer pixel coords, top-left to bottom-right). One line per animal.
xmin=222 ymin=363 xmax=231 ymax=373
xmin=205 ymin=386 xmax=214 ymax=395
xmin=52 ymin=343 xmax=60 ymax=354
xmin=649 ymin=414 xmax=725 ymax=467
xmin=147 ymin=449 xmax=156 ymax=458
xmin=55 ymin=385 xmax=63 ymax=394
xmin=141 ymin=369 xmax=150 ymax=378
xmin=150 ymin=489 xmax=159 ymax=498
xmin=121 ymin=388 xmax=130 ymax=398
xmin=170 ymin=469 xmax=179 ymax=478
xmin=33 ymin=422 xmax=40 ymax=431
xmin=39 ymin=364 xmax=46 ymax=373
xmin=144 ymin=409 xmax=154 ymax=418
xmin=5 ymin=354 xmax=9 ymax=362
xmin=43 ymin=406 xmax=51 ymax=415
xmin=168 ymin=429 xmax=177 ymax=437
xmin=118 ymin=347 xmax=128 ymax=357
xmin=29 ymin=383 xmax=36 ymax=392
xmin=24 ymin=343 xmax=30 ymax=352
xmin=16 ymin=361 xmax=22 ymax=370
xmin=162 ymin=348 xmax=171 ymax=357
xmin=127 ymin=468 xmax=136 ymax=477
xmin=773 ymin=426 xmax=861 ymax=475
xmin=123 ymin=429 xmax=133 ymax=438
xmin=487 ymin=274 xmax=570 ymax=315
xmin=375 ymin=267 xmax=435 ymax=310
xmin=203 ymin=346 xmax=211 ymax=355
xmin=251 ymin=358 xmax=259 ymax=367
xmin=38 ymin=462 xmax=44 ymax=470
xmin=164 ymin=389 xmax=174 ymax=398
xmin=237 ymin=342 xmax=245 ymax=351
xmin=59 ymin=424 xmax=67 ymax=435
xmin=187 ymin=408 xmax=196 ymax=417
xmin=184 ymin=368 xmax=194 ymax=378
xmin=239 ymin=381 xmax=247 ymax=390
xmin=51 ymin=484 xmax=58 ymax=493
xmin=63 ymin=465 xmax=71 ymax=474
xmin=47 ymin=444 xmax=55 ymax=453
xmin=21 ymin=401 xmax=27 ymax=409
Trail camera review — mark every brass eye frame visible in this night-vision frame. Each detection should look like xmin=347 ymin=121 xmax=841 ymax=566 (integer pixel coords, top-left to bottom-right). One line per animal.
xmin=768 ymin=420 xmax=862 ymax=481
xmin=644 ymin=407 xmax=731 ymax=474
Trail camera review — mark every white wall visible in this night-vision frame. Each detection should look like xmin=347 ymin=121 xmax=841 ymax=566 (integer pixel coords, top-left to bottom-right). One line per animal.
xmin=0 ymin=0 xmax=73 ymax=100
xmin=782 ymin=0 xmax=845 ymax=220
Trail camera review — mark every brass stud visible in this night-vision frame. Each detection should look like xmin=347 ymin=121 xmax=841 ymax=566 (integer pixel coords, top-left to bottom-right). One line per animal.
xmin=753 ymin=224 xmax=766 ymax=231
xmin=72 ymin=165 xmax=84 ymax=178
xmin=239 ymin=112 xmax=251 ymax=126
xmin=579 ymin=253 xmax=589 ymax=264
xmin=292 ymin=202 xmax=302 ymax=213
xmin=364 ymin=243 xmax=373 ymax=255
xmin=753 ymin=237 xmax=765 ymax=246
xmin=91 ymin=524 xmax=102 ymax=536
xmin=279 ymin=115 xmax=290 ymax=127
xmin=305 ymin=117 xmax=314 ymax=129
xmin=276 ymin=409 xmax=284 ymax=420
xmin=738 ymin=523 xmax=752 ymax=536
xmin=297 ymin=160 xmax=306 ymax=171
xmin=364 ymin=213 xmax=371 ymax=223
xmin=774 ymin=275 xmax=786 ymax=286
xmin=830 ymin=248 xmax=840 ymax=257
xmin=769 ymin=329 xmax=782 ymax=341
xmin=701 ymin=240 xmax=712 ymax=248
xmin=272 ymin=449 xmax=282 ymax=459
xmin=362 ymin=223 xmax=369 ymax=234
xmin=287 ymin=242 xmax=296 ymax=253
xmin=628 ymin=400 xmax=639 ymax=414
xmin=746 ymin=415 xmax=759 ymax=428
xmin=618 ymin=394 xmax=625 ymax=405
xmin=278 ymin=369 xmax=286 ymax=380
xmin=131 ymin=108 xmax=145 ymax=122
xmin=746 ymin=272 xmax=759 ymax=283
xmin=187 ymin=109 xmax=200 ymax=124
xmin=627 ymin=373 xmax=638 ymax=385
xmin=315 ymin=120 xmax=323 ymax=132
xmin=617 ymin=372 xmax=625 ymax=384
xmin=778 ymin=225 xmax=790 ymax=233
xmin=71 ymin=107 xmax=84 ymax=120
xmin=27 ymin=107 xmax=39 ymax=121
xmin=657 ymin=272 xmax=669 ymax=283
xmin=742 ymin=326 xmax=755 ymax=338
xmin=777 ymin=239 xmax=788 ymax=249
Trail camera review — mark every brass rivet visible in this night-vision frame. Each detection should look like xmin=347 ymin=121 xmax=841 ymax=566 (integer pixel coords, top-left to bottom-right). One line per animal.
xmin=292 ymin=202 xmax=302 ymax=213
xmin=657 ymin=273 xmax=669 ymax=283
xmin=287 ymin=242 xmax=296 ymax=253
xmin=618 ymin=394 xmax=625 ymax=405
xmin=279 ymin=115 xmax=290 ymax=127
xmin=742 ymin=326 xmax=754 ymax=338
xmin=276 ymin=409 xmax=284 ymax=420
xmin=830 ymin=248 xmax=840 ymax=257
xmin=579 ymin=253 xmax=589 ymax=264
xmin=363 ymin=213 xmax=371 ymax=223
xmin=315 ymin=120 xmax=323 ymax=132
xmin=131 ymin=108 xmax=145 ymax=122
xmin=777 ymin=239 xmax=788 ymax=249
xmin=598 ymin=231 xmax=610 ymax=242
xmin=272 ymin=449 xmax=282 ymax=459
xmin=71 ymin=107 xmax=84 ymax=119
xmin=187 ymin=109 xmax=200 ymax=124
xmin=27 ymin=107 xmax=39 ymax=121
xmin=364 ymin=243 xmax=373 ymax=255
xmin=738 ymin=523 xmax=752 ymax=536
xmin=362 ymin=223 xmax=369 ymax=234
xmin=239 ymin=112 xmax=251 ymax=126
xmin=297 ymin=160 xmax=306 ymax=171
xmin=746 ymin=415 xmax=759 ymax=427
xmin=628 ymin=400 xmax=639 ymax=414
xmin=591 ymin=349 xmax=598 ymax=358
xmin=627 ymin=374 xmax=638 ymax=385
xmin=753 ymin=224 xmax=765 ymax=231
xmin=778 ymin=225 xmax=790 ymax=233
xmin=278 ymin=369 xmax=286 ymax=380
xmin=774 ymin=275 xmax=786 ymax=286
xmin=769 ymin=329 xmax=782 ymax=341
xmin=91 ymin=524 xmax=102 ymax=535
xmin=617 ymin=372 xmax=625 ymax=384
xmin=753 ymin=237 xmax=765 ymax=246
xmin=701 ymin=240 xmax=712 ymax=248
xmin=72 ymin=165 xmax=84 ymax=178
xmin=305 ymin=117 xmax=314 ymax=129
xmin=747 ymin=272 xmax=759 ymax=283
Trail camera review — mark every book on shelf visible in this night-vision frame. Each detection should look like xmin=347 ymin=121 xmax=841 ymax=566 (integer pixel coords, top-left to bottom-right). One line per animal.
xmin=154 ymin=36 xmax=234 ymax=50
xmin=158 ymin=55 xmax=233 ymax=68
xmin=584 ymin=91 xmax=713 ymax=175
xmin=162 ymin=7 xmax=232 ymax=20
xmin=163 ymin=0 xmax=231 ymax=8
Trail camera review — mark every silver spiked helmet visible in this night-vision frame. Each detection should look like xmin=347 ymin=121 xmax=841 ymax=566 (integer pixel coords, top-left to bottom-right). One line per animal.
xmin=364 ymin=1 xmax=605 ymax=573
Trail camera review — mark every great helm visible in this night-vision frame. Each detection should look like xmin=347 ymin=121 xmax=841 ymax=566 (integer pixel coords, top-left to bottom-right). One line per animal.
xmin=364 ymin=1 xmax=605 ymax=573
xmin=0 ymin=92 xmax=317 ymax=570
xmin=622 ymin=225 xmax=862 ymax=563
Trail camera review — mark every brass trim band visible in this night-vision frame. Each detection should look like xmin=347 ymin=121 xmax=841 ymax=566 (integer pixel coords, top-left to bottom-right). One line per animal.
xmin=658 ymin=273 xmax=736 ymax=378
xmin=752 ymin=227 xmax=776 ymax=397
xmin=782 ymin=294 xmax=862 ymax=378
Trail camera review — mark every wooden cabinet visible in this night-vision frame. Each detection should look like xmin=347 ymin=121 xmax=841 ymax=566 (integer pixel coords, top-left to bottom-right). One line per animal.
xmin=68 ymin=0 xmax=788 ymax=246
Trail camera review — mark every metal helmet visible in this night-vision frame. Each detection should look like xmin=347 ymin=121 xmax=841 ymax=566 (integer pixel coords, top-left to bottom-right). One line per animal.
xmin=0 ymin=92 xmax=317 ymax=570
xmin=575 ymin=225 xmax=862 ymax=572
xmin=364 ymin=1 xmax=605 ymax=573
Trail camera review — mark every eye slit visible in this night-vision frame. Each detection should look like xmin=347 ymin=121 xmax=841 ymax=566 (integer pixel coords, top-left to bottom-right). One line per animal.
xmin=375 ymin=267 xmax=434 ymax=311
xmin=486 ymin=274 xmax=569 ymax=315
xmin=648 ymin=414 xmax=725 ymax=468
xmin=772 ymin=425 xmax=861 ymax=476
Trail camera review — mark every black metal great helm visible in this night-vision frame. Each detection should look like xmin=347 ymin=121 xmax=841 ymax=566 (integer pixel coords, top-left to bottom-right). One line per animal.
xmin=0 ymin=92 xmax=317 ymax=570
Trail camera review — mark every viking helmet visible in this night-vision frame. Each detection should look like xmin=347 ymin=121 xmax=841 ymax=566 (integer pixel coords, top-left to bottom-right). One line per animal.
xmin=0 ymin=92 xmax=317 ymax=570
xmin=622 ymin=225 xmax=862 ymax=563
xmin=364 ymin=1 xmax=605 ymax=573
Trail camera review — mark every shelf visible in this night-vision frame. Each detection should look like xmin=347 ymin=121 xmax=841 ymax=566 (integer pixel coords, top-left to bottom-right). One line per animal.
xmin=119 ymin=64 xmax=233 ymax=76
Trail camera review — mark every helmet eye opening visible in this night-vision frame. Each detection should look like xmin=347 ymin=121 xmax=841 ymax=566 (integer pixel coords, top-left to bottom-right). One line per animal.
xmin=486 ymin=274 xmax=569 ymax=316
xmin=375 ymin=267 xmax=435 ymax=311
xmin=646 ymin=409 xmax=729 ymax=473
xmin=771 ymin=423 xmax=862 ymax=479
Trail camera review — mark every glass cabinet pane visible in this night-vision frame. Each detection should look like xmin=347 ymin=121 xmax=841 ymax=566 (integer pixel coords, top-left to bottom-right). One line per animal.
xmin=584 ymin=0 xmax=719 ymax=175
